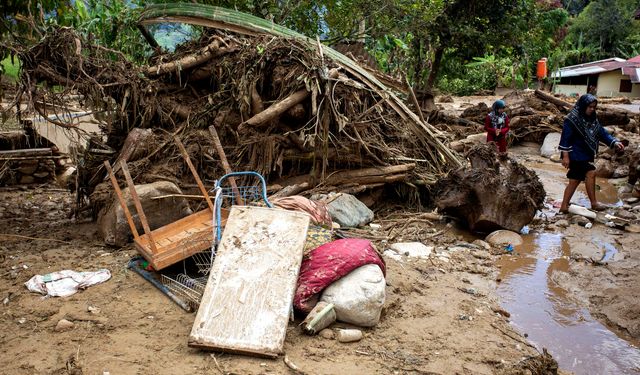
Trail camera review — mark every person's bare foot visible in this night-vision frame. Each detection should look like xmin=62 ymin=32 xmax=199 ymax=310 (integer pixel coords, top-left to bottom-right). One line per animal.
xmin=559 ymin=207 xmax=569 ymax=214
xmin=591 ymin=203 xmax=607 ymax=211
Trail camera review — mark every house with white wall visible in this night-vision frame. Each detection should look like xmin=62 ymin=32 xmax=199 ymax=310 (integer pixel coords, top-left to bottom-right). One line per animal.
xmin=551 ymin=56 xmax=640 ymax=98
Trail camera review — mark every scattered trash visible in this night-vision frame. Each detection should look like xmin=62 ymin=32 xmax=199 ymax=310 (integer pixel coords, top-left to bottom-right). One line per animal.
xmin=283 ymin=355 xmax=304 ymax=373
xmin=55 ymin=319 xmax=75 ymax=332
xmin=568 ymin=204 xmax=597 ymax=219
xmin=127 ymin=257 xmax=194 ymax=312
xmin=271 ymin=196 xmax=332 ymax=227
xmin=458 ymin=287 xmax=479 ymax=295
xmin=520 ymin=225 xmax=530 ymax=235
xmin=87 ymin=306 xmax=101 ymax=314
xmin=25 ymin=269 xmax=111 ymax=297
xmin=17 ymin=317 xmax=26 ymax=324
xmin=320 ymin=264 xmax=386 ymax=327
xmin=386 ymin=242 xmax=433 ymax=260
xmin=585 ymin=222 xmax=593 ymax=229
xmin=189 ymin=206 xmax=310 ymax=358
xmin=505 ymin=244 xmax=514 ymax=253
xmin=336 ymin=329 xmax=363 ymax=343
xmin=294 ymin=239 xmax=385 ymax=314
xmin=302 ymin=302 xmax=336 ymax=335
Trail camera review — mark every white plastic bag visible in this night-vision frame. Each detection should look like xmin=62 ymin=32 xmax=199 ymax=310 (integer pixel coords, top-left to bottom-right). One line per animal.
xmin=25 ymin=269 xmax=111 ymax=297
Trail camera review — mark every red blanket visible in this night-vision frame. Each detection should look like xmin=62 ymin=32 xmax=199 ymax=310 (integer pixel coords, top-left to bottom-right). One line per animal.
xmin=294 ymin=238 xmax=386 ymax=313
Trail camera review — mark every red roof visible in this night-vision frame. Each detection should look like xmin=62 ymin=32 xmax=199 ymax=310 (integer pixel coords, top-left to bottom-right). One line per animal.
xmin=628 ymin=55 xmax=640 ymax=63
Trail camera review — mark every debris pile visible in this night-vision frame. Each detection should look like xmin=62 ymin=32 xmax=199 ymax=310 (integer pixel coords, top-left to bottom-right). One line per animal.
xmin=11 ymin=4 xmax=461 ymax=212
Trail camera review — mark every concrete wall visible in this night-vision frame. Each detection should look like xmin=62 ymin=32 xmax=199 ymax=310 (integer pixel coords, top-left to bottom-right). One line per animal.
xmin=554 ymin=84 xmax=587 ymax=97
xmin=596 ymin=70 xmax=640 ymax=98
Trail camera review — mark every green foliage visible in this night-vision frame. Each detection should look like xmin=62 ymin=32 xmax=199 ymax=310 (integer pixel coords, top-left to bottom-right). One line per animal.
xmin=53 ymin=0 xmax=151 ymax=63
xmin=565 ymin=0 xmax=640 ymax=61
xmin=437 ymin=62 xmax=497 ymax=96
xmin=0 ymin=55 xmax=20 ymax=80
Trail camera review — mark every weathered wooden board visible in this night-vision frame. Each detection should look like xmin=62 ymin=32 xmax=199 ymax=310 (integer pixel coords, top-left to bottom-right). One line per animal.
xmin=188 ymin=206 xmax=310 ymax=357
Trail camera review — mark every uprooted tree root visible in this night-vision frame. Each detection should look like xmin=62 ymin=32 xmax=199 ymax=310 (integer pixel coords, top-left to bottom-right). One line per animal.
xmin=10 ymin=25 xmax=461 ymax=211
xmin=433 ymin=143 xmax=546 ymax=232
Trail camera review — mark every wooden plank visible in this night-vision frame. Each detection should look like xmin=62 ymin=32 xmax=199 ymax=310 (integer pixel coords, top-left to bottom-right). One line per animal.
xmin=189 ymin=206 xmax=310 ymax=357
xmin=173 ymin=137 xmax=215 ymax=212
xmin=119 ymin=161 xmax=159 ymax=254
xmin=0 ymin=148 xmax=52 ymax=157
xmin=103 ymin=161 xmax=140 ymax=239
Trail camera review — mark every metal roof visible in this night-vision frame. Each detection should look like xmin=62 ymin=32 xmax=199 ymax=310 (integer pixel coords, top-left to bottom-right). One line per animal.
xmin=552 ymin=57 xmax=640 ymax=83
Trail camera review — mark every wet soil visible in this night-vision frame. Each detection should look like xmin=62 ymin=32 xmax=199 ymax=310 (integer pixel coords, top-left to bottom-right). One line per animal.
xmin=0 ymin=187 xmax=543 ymax=375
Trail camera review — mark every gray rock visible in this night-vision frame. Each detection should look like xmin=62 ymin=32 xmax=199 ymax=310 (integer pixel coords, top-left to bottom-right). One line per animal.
xmin=97 ymin=181 xmax=193 ymax=247
xmin=556 ymin=219 xmax=569 ymax=228
xmin=55 ymin=319 xmax=74 ymax=332
xmin=615 ymin=209 xmax=637 ymax=220
xmin=327 ymin=193 xmax=374 ymax=227
xmin=595 ymin=159 xmax=615 ymax=178
xmin=613 ymin=165 xmax=629 ymax=179
xmin=571 ymin=215 xmax=591 ymax=226
xmin=540 ymin=132 xmax=561 ymax=158
xmin=33 ymin=172 xmax=51 ymax=179
xmin=485 ymin=230 xmax=523 ymax=247
xmin=319 ymin=329 xmax=335 ymax=339
xmin=472 ymin=239 xmax=492 ymax=250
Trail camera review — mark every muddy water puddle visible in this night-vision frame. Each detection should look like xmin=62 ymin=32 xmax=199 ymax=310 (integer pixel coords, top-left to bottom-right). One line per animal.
xmin=497 ymin=233 xmax=640 ymax=374
xmin=526 ymin=162 xmax=622 ymax=207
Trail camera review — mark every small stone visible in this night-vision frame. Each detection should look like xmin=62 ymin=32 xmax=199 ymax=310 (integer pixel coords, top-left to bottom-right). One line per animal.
xmin=571 ymin=215 xmax=591 ymax=226
xmin=55 ymin=319 xmax=74 ymax=332
xmin=625 ymin=197 xmax=639 ymax=204
xmin=626 ymin=224 xmax=640 ymax=233
xmin=485 ymin=230 xmax=523 ymax=247
xmin=547 ymin=224 xmax=558 ymax=231
xmin=615 ymin=209 xmax=636 ymax=220
xmin=17 ymin=318 xmax=26 ymax=324
xmin=19 ymin=175 xmax=35 ymax=184
xmin=369 ymin=223 xmax=381 ymax=229
xmin=88 ymin=306 xmax=101 ymax=314
xmin=319 ymin=329 xmax=335 ymax=339
xmin=556 ymin=219 xmax=569 ymax=228
xmin=472 ymin=239 xmax=491 ymax=250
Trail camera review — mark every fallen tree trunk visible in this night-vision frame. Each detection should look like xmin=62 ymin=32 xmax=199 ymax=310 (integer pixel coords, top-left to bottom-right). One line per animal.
xmin=272 ymin=164 xmax=415 ymax=195
xmin=146 ymin=38 xmax=234 ymax=76
xmin=434 ymin=144 xmax=545 ymax=233
xmin=243 ymin=89 xmax=310 ymax=127
xmin=534 ymin=89 xmax=571 ymax=109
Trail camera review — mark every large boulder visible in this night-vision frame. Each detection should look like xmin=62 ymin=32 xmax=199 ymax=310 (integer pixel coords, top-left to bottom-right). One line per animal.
xmin=540 ymin=132 xmax=561 ymax=158
xmin=327 ymin=193 xmax=374 ymax=227
xmin=434 ymin=144 xmax=546 ymax=232
xmin=320 ymin=264 xmax=386 ymax=327
xmin=98 ymin=181 xmax=193 ymax=247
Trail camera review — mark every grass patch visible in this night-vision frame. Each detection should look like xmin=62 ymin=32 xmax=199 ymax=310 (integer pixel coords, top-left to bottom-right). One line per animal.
xmin=1 ymin=56 xmax=21 ymax=81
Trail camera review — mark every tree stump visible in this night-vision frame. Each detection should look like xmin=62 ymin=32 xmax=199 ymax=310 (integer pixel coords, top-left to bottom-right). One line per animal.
xmin=433 ymin=144 xmax=545 ymax=233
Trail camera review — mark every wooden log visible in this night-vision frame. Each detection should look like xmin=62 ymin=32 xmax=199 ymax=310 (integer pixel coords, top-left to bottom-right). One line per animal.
xmin=272 ymin=164 xmax=415 ymax=193
xmin=244 ymin=90 xmax=310 ymax=127
xmin=269 ymin=182 xmax=311 ymax=199
xmin=146 ymin=39 xmax=220 ymax=76
xmin=0 ymin=148 xmax=53 ymax=157
xmin=534 ymin=89 xmax=571 ymax=109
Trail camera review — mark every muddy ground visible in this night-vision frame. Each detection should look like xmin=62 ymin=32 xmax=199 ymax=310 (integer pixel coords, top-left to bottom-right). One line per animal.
xmin=0 ymin=185 xmax=550 ymax=375
xmin=2 ymin=96 xmax=640 ymax=375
